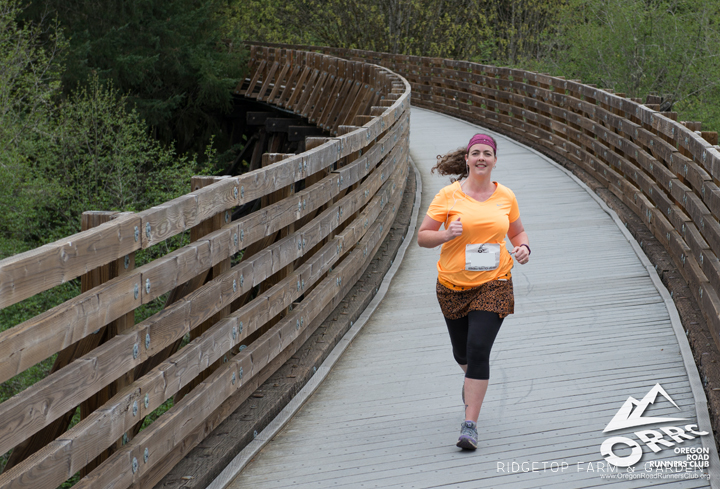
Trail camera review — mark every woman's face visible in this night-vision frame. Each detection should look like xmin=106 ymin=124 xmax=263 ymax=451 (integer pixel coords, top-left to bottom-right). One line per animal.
xmin=465 ymin=143 xmax=497 ymax=177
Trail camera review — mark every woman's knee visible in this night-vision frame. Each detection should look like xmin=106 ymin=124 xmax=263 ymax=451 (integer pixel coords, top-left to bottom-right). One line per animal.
xmin=453 ymin=350 xmax=467 ymax=365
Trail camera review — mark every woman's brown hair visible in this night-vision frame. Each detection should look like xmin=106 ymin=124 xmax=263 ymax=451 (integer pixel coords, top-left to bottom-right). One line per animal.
xmin=432 ymin=136 xmax=498 ymax=182
xmin=431 ymin=148 xmax=467 ymax=182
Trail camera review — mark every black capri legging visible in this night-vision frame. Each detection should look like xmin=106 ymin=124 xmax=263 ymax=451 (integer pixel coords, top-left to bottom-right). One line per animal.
xmin=444 ymin=310 xmax=504 ymax=380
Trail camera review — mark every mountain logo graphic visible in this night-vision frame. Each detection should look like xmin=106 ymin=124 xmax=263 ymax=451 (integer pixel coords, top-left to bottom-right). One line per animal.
xmin=603 ymin=383 xmax=687 ymax=433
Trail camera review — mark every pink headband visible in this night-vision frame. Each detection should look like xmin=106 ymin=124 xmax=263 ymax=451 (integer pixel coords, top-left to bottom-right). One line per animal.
xmin=466 ymin=134 xmax=496 ymax=154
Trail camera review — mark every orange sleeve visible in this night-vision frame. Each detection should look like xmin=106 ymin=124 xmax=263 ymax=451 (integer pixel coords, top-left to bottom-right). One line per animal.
xmin=426 ymin=189 xmax=449 ymax=224
xmin=509 ymin=191 xmax=520 ymax=223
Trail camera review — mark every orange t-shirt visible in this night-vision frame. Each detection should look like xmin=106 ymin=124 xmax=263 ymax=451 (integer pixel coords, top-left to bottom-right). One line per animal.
xmin=426 ymin=181 xmax=520 ymax=289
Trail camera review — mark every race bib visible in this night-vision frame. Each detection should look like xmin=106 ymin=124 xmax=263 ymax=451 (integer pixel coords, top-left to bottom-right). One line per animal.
xmin=465 ymin=243 xmax=500 ymax=271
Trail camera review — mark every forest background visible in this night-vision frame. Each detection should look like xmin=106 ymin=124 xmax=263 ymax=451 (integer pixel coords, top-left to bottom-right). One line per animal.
xmin=2 ymin=0 xmax=719 ymax=480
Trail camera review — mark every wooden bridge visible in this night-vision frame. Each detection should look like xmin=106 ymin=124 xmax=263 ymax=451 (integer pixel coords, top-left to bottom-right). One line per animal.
xmin=2 ymin=43 xmax=720 ymax=488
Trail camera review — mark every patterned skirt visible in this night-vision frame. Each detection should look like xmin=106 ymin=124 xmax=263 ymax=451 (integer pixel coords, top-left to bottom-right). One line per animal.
xmin=436 ymin=278 xmax=514 ymax=320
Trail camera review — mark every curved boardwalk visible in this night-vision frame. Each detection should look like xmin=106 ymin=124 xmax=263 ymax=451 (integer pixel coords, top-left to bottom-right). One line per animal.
xmin=221 ymin=108 xmax=718 ymax=488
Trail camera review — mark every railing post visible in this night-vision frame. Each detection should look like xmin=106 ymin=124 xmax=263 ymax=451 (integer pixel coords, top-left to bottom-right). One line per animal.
xmin=172 ymin=175 xmax=234 ymax=404
xmin=2 ymin=211 xmax=135 ymax=474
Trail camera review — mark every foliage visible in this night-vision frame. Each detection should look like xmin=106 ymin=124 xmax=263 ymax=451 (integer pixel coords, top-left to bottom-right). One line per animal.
xmin=0 ymin=0 xmax=64 ymax=256
xmin=675 ymin=89 xmax=720 ymax=132
xmin=231 ymin=0 xmax=494 ymax=59
xmin=41 ymin=76 xmax=211 ymax=240
xmin=1 ymin=74 xmax=212 ymax=251
xmin=0 ymin=0 xmax=211 ymax=433
xmin=0 ymin=0 xmax=63 ymax=154
xmin=22 ymin=0 xmax=248 ymax=156
xmin=481 ymin=0 xmax=567 ymax=64
xmin=544 ymin=0 xmax=720 ymax=110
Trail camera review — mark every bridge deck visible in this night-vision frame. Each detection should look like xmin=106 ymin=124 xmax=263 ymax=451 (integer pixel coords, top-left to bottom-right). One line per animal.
xmin=219 ymin=108 xmax=717 ymax=488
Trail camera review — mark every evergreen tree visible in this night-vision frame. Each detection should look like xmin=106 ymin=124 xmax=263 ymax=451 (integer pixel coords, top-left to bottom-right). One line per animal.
xmin=23 ymin=0 xmax=248 ymax=155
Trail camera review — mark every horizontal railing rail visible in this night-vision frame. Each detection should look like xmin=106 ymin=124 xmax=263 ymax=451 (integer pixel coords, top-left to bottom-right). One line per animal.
xmin=0 ymin=44 xmax=411 ymax=488
xmin=259 ymin=42 xmax=720 ymax=354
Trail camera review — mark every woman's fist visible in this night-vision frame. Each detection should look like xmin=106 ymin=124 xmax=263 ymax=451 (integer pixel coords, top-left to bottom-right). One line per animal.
xmin=445 ymin=218 xmax=463 ymax=241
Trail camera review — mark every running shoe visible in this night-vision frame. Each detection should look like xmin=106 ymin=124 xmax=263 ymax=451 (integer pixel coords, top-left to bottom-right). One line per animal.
xmin=457 ymin=420 xmax=478 ymax=450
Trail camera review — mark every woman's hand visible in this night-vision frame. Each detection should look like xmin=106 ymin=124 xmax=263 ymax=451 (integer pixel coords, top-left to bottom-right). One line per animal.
xmin=418 ymin=216 xmax=461 ymax=248
xmin=508 ymin=217 xmax=529 ymax=265
xmin=511 ymin=245 xmax=530 ymax=264
xmin=445 ymin=217 xmax=462 ymax=241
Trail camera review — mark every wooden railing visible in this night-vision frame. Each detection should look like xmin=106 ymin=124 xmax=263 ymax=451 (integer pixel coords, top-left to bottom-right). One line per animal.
xmin=0 ymin=44 xmax=411 ymax=488
xmin=259 ymin=42 xmax=720 ymax=354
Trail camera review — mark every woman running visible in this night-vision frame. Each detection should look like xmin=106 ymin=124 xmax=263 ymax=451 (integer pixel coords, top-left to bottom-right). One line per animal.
xmin=417 ymin=133 xmax=530 ymax=450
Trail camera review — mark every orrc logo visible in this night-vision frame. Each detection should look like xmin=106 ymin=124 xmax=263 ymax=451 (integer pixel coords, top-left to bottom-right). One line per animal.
xmin=601 ymin=384 xmax=709 ymax=468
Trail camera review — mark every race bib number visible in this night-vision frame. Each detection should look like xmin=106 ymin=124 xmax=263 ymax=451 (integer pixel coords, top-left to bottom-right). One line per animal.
xmin=465 ymin=243 xmax=500 ymax=271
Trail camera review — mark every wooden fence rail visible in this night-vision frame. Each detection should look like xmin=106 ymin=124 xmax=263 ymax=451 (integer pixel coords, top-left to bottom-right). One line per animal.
xmin=0 ymin=45 xmax=411 ymax=488
xmin=257 ymin=41 xmax=720 ymax=356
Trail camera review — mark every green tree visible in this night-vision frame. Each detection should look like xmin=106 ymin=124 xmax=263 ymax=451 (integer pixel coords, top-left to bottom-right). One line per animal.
xmin=231 ymin=0 xmax=493 ymax=59
xmin=547 ymin=0 xmax=720 ymax=109
xmin=23 ymin=0 xmax=248 ymax=156
xmin=32 ymin=75 xmax=211 ymax=242
xmin=0 ymin=0 xmax=213 ymax=253
xmin=0 ymin=0 xmax=64 ymax=256
xmin=482 ymin=0 xmax=566 ymax=65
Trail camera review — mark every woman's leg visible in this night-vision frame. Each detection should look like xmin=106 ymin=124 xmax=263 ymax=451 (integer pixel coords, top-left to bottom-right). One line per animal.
xmin=444 ymin=316 xmax=469 ymax=403
xmin=444 ymin=315 xmax=469 ymax=371
xmin=463 ymin=311 xmax=504 ymax=422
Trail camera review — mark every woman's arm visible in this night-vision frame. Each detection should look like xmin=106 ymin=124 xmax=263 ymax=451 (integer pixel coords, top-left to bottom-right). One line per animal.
xmin=508 ymin=217 xmax=530 ymax=264
xmin=417 ymin=215 xmax=462 ymax=248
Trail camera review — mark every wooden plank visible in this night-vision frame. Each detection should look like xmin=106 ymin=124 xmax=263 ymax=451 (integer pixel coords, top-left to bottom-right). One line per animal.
xmin=244 ymin=60 xmax=267 ymax=97
xmin=3 ymin=155 xmax=408 ymax=489
xmin=320 ymin=77 xmax=353 ymax=131
xmin=168 ymin=175 xmax=233 ymax=406
xmin=76 ymin=211 xmax=138 ymax=477
xmin=151 ymin=158 xmax=413 ymax=489
xmin=285 ymin=66 xmax=313 ymax=110
xmin=71 ymin=161 xmax=407 ymax=489
xmin=266 ymin=62 xmax=291 ymax=104
xmin=0 ymin=269 xmax=142 ymax=385
xmin=227 ymin=107 xmax=715 ymax=489
xmin=300 ymin=71 xmax=329 ymax=118
xmin=293 ymin=68 xmax=321 ymax=113
xmin=2 ymin=211 xmax=133 ymax=473
xmin=0 ymin=44 xmax=414 ymax=486
xmin=256 ymin=61 xmax=280 ymax=102
xmin=0 ymin=212 xmax=141 ymax=309
xmin=276 ymin=64 xmax=303 ymax=108
xmin=0 ymin=143 xmax=407 ymax=466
